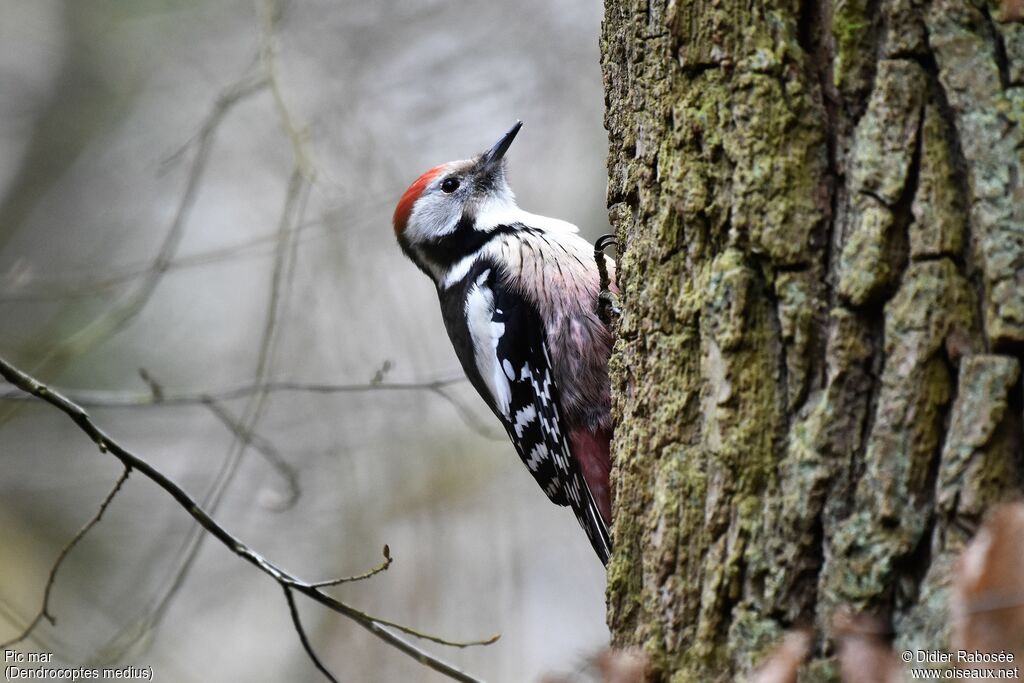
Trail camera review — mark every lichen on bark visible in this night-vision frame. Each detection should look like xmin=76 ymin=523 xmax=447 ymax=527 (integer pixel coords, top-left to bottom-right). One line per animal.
xmin=601 ymin=0 xmax=1024 ymax=679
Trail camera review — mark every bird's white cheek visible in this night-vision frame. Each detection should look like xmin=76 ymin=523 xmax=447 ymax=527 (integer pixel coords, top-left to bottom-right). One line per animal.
xmin=405 ymin=197 xmax=460 ymax=244
xmin=472 ymin=188 xmax=519 ymax=231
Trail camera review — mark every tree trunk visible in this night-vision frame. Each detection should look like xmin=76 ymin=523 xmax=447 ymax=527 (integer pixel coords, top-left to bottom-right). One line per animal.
xmin=601 ymin=0 xmax=1024 ymax=678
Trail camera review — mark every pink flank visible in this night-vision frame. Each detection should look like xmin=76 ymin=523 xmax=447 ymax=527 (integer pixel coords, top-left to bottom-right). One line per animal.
xmin=570 ymin=427 xmax=612 ymax=525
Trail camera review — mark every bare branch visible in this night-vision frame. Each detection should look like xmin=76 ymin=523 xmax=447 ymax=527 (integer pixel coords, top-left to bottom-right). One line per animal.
xmin=0 ymin=374 xmax=505 ymax=441
xmin=202 ymin=398 xmax=301 ymax=509
xmin=121 ymin=163 xmax=313 ymax=647
xmin=283 ymin=586 xmax=339 ymax=683
xmin=2 ymin=6 xmax=500 ymax=678
xmin=430 ymin=383 xmax=506 ymax=440
xmin=0 ymin=195 xmax=397 ymax=304
xmin=259 ymin=0 xmax=319 ymax=181
xmin=0 ymin=466 xmax=130 ymax=649
xmin=0 ymin=70 xmax=269 ymax=398
xmin=0 ymin=375 xmax=463 ymax=406
xmin=0 ymin=356 xmax=494 ymax=683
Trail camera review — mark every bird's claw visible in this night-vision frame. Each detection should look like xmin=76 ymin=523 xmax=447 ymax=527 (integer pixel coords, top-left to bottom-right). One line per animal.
xmin=594 ymin=234 xmax=618 ymax=253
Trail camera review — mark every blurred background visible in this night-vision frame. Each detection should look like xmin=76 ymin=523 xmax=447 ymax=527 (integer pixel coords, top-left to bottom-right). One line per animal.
xmin=0 ymin=1 xmax=612 ymax=681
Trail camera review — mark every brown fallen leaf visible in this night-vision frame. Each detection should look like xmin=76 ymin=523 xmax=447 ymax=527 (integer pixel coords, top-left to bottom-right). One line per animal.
xmin=748 ymin=630 xmax=812 ymax=683
xmin=594 ymin=648 xmax=652 ymax=683
xmin=1002 ymin=0 xmax=1024 ymax=21
xmin=951 ymin=502 xmax=1024 ymax=661
xmin=834 ymin=612 xmax=905 ymax=683
xmin=537 ymin=648 xmax=652 ymax=683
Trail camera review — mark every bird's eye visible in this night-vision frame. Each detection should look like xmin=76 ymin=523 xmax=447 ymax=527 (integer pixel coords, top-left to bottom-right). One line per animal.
xmin=441 ymin=177 xmax=460 ymax=193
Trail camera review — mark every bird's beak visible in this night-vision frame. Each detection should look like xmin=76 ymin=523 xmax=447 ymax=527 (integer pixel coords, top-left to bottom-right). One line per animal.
xmin=481 ymin=121 xmax=523 ymax=166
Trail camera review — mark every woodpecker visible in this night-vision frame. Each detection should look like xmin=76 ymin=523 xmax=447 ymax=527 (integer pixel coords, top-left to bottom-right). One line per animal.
xmin=392 ymin=122 xmax=614 ymax=564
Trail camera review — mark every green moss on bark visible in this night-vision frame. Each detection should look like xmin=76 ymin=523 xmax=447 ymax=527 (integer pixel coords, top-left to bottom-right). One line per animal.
xmin=602 ymin=0 xmax=1024 ymax=679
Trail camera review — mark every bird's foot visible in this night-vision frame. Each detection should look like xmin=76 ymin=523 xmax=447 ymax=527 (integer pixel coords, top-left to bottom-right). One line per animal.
xmin=598 ymin=290 xmax=621 ymax=324
xmin=594 ymin=234 xmax=620 ymax=325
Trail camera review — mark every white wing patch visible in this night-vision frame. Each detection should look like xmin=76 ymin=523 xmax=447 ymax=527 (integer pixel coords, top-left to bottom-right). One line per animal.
xmin=464 ymin=269 xmax=511 ymax=417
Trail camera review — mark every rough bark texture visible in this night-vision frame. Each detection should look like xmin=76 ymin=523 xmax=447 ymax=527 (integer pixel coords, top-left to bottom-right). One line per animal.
xmin=601 ymin=0 xmax=1024 ymax=679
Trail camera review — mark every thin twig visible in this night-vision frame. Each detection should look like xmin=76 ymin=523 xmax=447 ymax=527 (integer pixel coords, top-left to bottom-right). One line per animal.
xmin=0 ymin=374 xmax=505 ymax=441
xmin=0 ymin=375 xmax=463 ymax=405
xmin=0 ymin=192 xmax=400 ymax=304
xmin=0 ymin=357 xmax=494 ymax=683
xmin=98 ymin=6 xmax=324 ymax=648
xmin=311 ymin=545 xmax=392 ymax=587
xmin=430 ymin=384 xmax=505 ymax=440
xmin=362 ymin=613 xmax=500 ymax=649
xmin=202 ymin=398 xmax=301 ymax=509
xmin=0 ymin=466 xmax=130 ymax=649
xmin=0 ymin=72 xmax=269 ymax=402
xmin=259 ymin=0 xmax=319 ymax=181
xmin=0 ymin=63 xmax=272 ymax=667
xmin=124 ymin=166 xmax=310 ymax=643
xmin=283 ymin=586 xmax=339 ymax=683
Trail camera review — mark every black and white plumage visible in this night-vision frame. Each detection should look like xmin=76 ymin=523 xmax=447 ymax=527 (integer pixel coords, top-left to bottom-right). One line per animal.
xmin=452 ymin=263 xmax=610 ymax=562
xmin=393 ymin=123 xmax=614 ymax=564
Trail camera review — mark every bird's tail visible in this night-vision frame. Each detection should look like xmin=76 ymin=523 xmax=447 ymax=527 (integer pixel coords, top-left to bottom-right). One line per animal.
xmin=573 ymin=471 xmax=612 ymax=565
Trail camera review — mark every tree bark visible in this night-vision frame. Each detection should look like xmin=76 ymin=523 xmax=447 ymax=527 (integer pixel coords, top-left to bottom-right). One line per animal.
xmin=601 ymin=0 xmax=1024 ymax=678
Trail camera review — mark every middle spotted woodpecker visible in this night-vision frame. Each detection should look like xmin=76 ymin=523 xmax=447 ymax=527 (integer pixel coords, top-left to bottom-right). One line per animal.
xmin=392 ymin=122 xmax=615 ymax=564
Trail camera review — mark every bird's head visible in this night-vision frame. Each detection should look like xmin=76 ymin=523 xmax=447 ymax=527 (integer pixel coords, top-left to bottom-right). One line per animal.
xmin=393 ymin=121 xmax=523 ymax=279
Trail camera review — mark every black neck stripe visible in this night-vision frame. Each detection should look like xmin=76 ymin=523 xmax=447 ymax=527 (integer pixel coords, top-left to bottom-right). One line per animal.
xmin=418 ymin=214 xmax=519 ymax=269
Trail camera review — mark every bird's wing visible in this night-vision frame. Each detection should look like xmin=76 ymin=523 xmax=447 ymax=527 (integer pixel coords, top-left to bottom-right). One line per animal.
xmin=464 ymin=266 xmax=611 ymax=564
